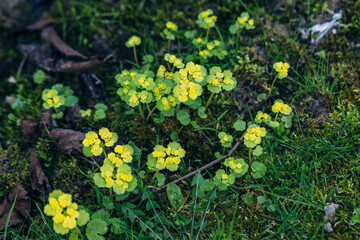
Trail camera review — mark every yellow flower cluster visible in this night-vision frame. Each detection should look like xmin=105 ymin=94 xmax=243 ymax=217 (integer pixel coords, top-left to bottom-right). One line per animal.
xmin=199 ymin=50 xmax=209 ymax=56
xmin=165 ymin=53 xmax=184 ymax=69
xmin=82 ymin=128 xmax=118 ymax=156
xmin=44 ymin=190 xmax=89 ymax=235
xmin=45 ymin=90 xmax=62 ymax=108
xmin=147 ymin=142 xmax=186 ymax=171
xmin=198 ymin=9 xmax=217 ymax=28
xmin=97 ymin=163 xmax=136 ymax=195
xmin=42 ymin=89 xmax=65 ymax=109
xmin=256 ymin=111 xmax=269 ymax=123
xmin=174 ymin=81 xmax=203 ymax=102
xmin=272 ymin=100 xmax=292 ymax=115
xmin=126 ymin=35 xmax=141 ymax=48
xmin=218 ymin=132 xmax=233 ymax=148
xmin=206 ymin=40 xmax=220 ymax=50
xmin=273 ymin=62 xmax=290 ymax=79
xmin=177 ymin=62 xmax=206 ymax=83
xmin=128 ymin=90 xmax=151 ymax=106
xmin=156 ymin=65 xmax=174 ymax=80
xmin=238 ymin=14 xmax=253 ymax=26
xmin=166 ymin=21 xmax=178 ymax=31
xmin=207 ymin=67 xmax=236 ymax=93
xmin=108 ymin=144 xmax=134 ymax=167
xmin=244 ymin=124 xmax=267 ymax=148
xmin=160 ymin=96 xmax=177 ymax=111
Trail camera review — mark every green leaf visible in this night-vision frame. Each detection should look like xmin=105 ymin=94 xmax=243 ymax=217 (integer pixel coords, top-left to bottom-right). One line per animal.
xmin=214 ymin=152 xmax=222 ymax=159
xmin=65 ymin=96 xmax=78 ymax=107
xmin=77 ymin=209 xmax=90 ymax=226
xmin=257 ymin=196 xmax=266 ymax=204
xmin=83 ymin=146 xmax=93 ymax=157
xmin=95 ymin=103 xmax=108 ymax=111
xmin=233 ymin=119 xmax=246 ymax=131
xmin=102 ymin=196 xmax=114 ymax=210
xmin=241 ymin=192 xmax=256 ymax=205
xmin=167 ymin=183 xmax=184 ymax=209
xmin=52 ymin=112 xmax=64 ymax=119
xmin=109 ymin=218 xmax=126 ymax=234
xmin=176 ymin=110 xmax=190 ymax=125
xmin=154 ymin=114 xmax=164 ymax=123
xmin=86 ymin=218 xmax=108 ymax=240
xmin=156 ymin=173 xmax=165 ymax=186
xmin=138 ymin=170 xmax=146 ymax=179
xmin=267 ymin=204 xmax=276 ymax=212
xmin=197 ymin=106 xmax=207 ymax=119
xmin=251 ymin=161 xmax=267 ymax=179
xmin=142 ymin=54 xmax=154 ymax=64
xmin=91 ymin=210 xmax=110 ymax=222
xmin=191 ymin=172 xmax=205 ymax=187
xmin=94 ymin=110 xmax=106 ymax=121
xmin=69 ymin=230 xmax=80 ymax=240
xmin=252 ymin=145 xmax=263 ymax=157
xmin=190 ymin=120 xmax=200 ymax=129
xmin=184 ymin=30 xmax=197 ymax=39
xmin=170 ymin=132 xmax=180 ymax=142
xmin=257 ymin=93 xmax=267 ymax=102
xmin=33 ymin=69 xmax=46 ymax=84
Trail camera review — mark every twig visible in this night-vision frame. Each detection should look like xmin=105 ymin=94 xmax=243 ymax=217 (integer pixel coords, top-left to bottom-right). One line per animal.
xmin=129 ymin=131 xmax=246 ymax=203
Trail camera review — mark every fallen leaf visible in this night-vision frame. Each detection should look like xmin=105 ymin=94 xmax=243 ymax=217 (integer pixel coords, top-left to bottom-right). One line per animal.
xmin=40 ymin=26 xmax=87 ymax=59
xmin=50 ymin=128 xmax=85 ymax=155
xmin=17 ymin=43 xmax=114 ymax=73
xmin=80 ymin=74 xmax=106 ymax=107
xmin=40 ymin=109 xmax=57 ymax=131
xmin=26 ymin=18 xmax=56 ymax=31
xmin=0 ymin=184 xmax=31 ymax=231
xmin=29 ymin=149 xmax=51 ymax=196
xmin=21 ymin=120 xmax=39 ymax=137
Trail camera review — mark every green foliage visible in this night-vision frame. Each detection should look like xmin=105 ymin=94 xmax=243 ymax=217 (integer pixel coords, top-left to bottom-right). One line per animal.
xmin=33 ymin=69 xmax=46 ymax=84
xmin=167 ymin=183 xmax=184 ymax=209
xmin=233 ymin=119 xmax=246 ymax=131
xmin=41 ymin=84 xmax=78 ymax=119
xmin=251 ymin=161 xmax=267 ymax=179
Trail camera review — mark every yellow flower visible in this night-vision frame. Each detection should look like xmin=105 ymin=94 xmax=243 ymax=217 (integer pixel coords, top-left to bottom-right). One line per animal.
xmin=196 ymin=37 xmax=202 ymax=43
xmin=273 ymin=61 xmax=290 ymax=79
xmin=126 ymin=35 xmax=141 ymax=48
xmin=248 ymin=19 xmax=254 ymax=26
xmin=58 ymin=194 xmax=72 ymax=208
xmin=272 ymin=100 xmax=292 ymax=115
xmin=166 ymin=21 xmax=177 ymax=31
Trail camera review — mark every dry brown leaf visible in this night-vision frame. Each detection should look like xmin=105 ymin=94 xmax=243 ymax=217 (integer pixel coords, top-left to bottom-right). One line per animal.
xmin=26 ymin=19 xmax=56 ymax=31
xmin=21 ymin=120 xmax=39 ymax=137
xmin=40 ymin=26 xmax=87 ymax=59
xmin=17 ymin=43 xmax=114 ymax=73
xmin=29 ymin=149 xmax=51 ymax=196
xmin=0 ymin=184 xmax=31 ymax=231
xmin=50 ymin=128 xmax=85 ymax=155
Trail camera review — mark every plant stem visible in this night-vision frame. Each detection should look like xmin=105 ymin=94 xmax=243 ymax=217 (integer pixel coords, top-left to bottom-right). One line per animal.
xmin=249 ymin=148 xmax=252 ymax=165
xmin=150 ymin=169 xmax=160 ymax=185
xmin=75 ymin=227 xmax=84 ymax=240
xmin=168 ymin=39 xmax=171 ymax=51
xmin=269 ymin=73 xmax=279 ymax=96
xmin=206 ymin=28 xmax=210 ymax=41
xmin=146 ymin=106 xmax=157 ymax=121
xmin=204 ymin=92 xmax=215 ymax=111
xmin=274 ymin=112 xmax=279 ymax=122
xmin=133 ymin=46 xmax=138 ymax=65
xmin=110 ymin=188 xmax=114 ymax=202
xmin=138 ymin=104 xmax=145 ymax=120
xmin=176 ymin=103 xmax=181 ymax=113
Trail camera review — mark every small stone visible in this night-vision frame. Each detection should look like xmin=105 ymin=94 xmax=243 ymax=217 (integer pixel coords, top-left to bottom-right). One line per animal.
xmin=324 ymin=222 xmax=333 ymax=233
